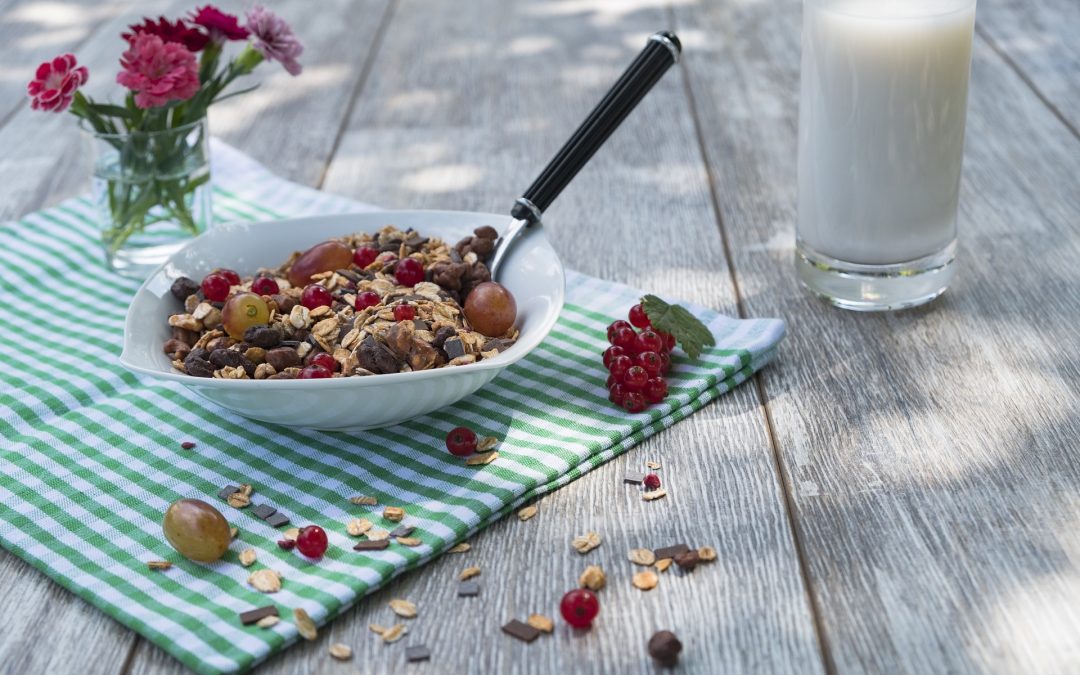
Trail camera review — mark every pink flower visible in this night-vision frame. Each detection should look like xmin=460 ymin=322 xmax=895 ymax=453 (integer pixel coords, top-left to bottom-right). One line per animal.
xmin=122 ymin=16 xmax=209 ymax=52
xmin=191 ymin=5 xmax=249 ymax=42
xmin=27 ymin=54 xmax=89 ymax=112
xmin=117 ymin=34 xmax=200 ymax=108
xmin=245 ymin=5 xmax=303 ymax=76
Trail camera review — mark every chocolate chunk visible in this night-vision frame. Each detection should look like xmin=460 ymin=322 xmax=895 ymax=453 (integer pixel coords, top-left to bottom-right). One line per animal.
xmin=170 ymin=276 xmax=200 ymax=302
xmin=243 ymin=324 xmax=283 ymax=348
xmin=404 ymin=235 xmax=429 ymax=249
xmin=653 ymin=543 xmax=690 ymax=561
xmin=209 ymin=348 xmax=247 ymax=369
xmin=443 ymin=337 xmax=466 ymax=360
xmin=353 ymin=539 xmax=390 ymax=551
xmin=501 ymin=619 xmax=540 ymax=643
xmin=432 ymin=326 xmax=456 ymax=349
xmin=251 ymin=504 xmax=277 ymax=520
xmin=264 ymin=512 xmax=290 ymax=528
xmin=404 ymin=645 xmax=431 ymax=662
xmin=217 ymin=485 xmax=239 ymax=500
xmin=358 ymin=335 xmax=400 ymax=374
xmin=474 ymin=225 xmax=498 ymax=240
xmin=271 ymin=293 xmax=295 ymax=314
xmin=458 ymin=581 xmax=480 ymax=597
xmin=674 ymin=550 xmax=701 ymax=571
xmin=648 ymin=630 xmax=682 ymax=666
xmin=623 ymin=472 xmax=645 ymax=485
xmin=238 ymin=605 xmax=279 ymax=626
xmin=265 ymin=346 xmax=302 ymax=372
xmin=480 ymin=338 xmax=514 ymax=353
xmin=390 ymin=525 xmax=415 ymax=538
xmin=183 ymin=353 xmax=214 ymax=378
xmin=412 ymin=319 xmax=430 ymax=331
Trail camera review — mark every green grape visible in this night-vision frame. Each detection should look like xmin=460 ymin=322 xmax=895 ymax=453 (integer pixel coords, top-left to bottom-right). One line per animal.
xmin=162 ymin=499 xmax=231 ymax=563
xmin=222 ymin=292 xmax=270 ymax=339
xmin=464 ymin=282 xmax=517 ymax=337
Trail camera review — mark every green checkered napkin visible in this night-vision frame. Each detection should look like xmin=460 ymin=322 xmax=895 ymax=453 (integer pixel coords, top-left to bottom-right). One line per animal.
xmin=0 ymin=141 xmax=784 ymax=673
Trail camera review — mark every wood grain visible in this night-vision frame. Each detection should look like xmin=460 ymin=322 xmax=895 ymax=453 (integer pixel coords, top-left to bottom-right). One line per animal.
xmin=674 ymin=0 xmax=1080 ymax=672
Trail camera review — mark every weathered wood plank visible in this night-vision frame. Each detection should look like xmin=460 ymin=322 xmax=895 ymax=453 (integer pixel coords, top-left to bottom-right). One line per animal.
xmin=675 ymin=0 xmax=1080 ymax=672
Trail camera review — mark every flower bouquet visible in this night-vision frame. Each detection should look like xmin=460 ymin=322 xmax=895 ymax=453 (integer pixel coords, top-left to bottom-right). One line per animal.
xmin=28 ymin=5 xmax=303 ymax=274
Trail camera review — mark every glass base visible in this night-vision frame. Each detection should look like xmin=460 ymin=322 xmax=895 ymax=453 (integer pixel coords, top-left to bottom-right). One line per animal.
xmin=795 ymin=240 xmax=956 ymax=312
xmin=107 ymin=240 xmax=192 ymax=279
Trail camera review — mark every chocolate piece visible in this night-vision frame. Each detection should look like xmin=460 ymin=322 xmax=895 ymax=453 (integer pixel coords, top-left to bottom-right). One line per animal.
xmin=238 ymin=605 xmax=279 ymax=626
xmin=443 ymin=337 xmax=466 ymax=360
xmin=251 ymin=504 xmax=277 ymax=520
xmin=673 ymin=550 xmax=701 ymax=571
xmin=501 ymin=619 xmax=540 ymax=643
xmin=623 ymin=472 xmax=645 ymax=485
xmin=353 ymin=539 xmax=390 ymax=551
xmin=412 ymin=319 xmax=430 ymax=331
xmin=653 ymin=543 xmax=690 ymax=560
xmin=458 ymin=580 xmax=480 ymax=597
xmin=390 ymin=524 xmax=415 ymax=538
xmin=264 ymin=512 xmax=290 ymax=528
xmin=405 ymin=645 xmax=431 ymax=662
xmin=217 ymin=485 xmax=239 ymax=500
xmin=648 ymin=630 xmax=682 ymax=666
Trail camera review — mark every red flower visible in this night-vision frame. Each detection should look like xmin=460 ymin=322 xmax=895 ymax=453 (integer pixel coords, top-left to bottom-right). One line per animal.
xmin=191 ymin=6 xmax=250 ymax=42
xmin=117 ymin=34 xmax=200 ymax=109
xmin=122 ymin=16 xmax=209 ymax=52
xmin=27 ymin=54 xmax=88 ymax=112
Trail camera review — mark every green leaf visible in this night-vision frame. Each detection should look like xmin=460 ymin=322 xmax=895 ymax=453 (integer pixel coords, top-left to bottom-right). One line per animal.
xmin=640 ymin=294 xmax=715 ymax=360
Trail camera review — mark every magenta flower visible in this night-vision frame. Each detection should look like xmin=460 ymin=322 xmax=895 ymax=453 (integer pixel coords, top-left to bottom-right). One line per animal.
xmin=122 ymin=16 xmax=209 ymax=52
xmin=117 ymin=34 xmax=200 ymax=108
xmin=245 ymin=5 xmax=303 ymax=76
xmin=191 ymin=5 xmax=249 ymax=42
xmin=27 ymin=54 xmax=89 ymax=112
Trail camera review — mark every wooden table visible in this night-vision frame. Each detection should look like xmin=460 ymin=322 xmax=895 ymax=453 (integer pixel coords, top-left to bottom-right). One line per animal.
xmin=2 ymin=0 xmax=1078 ymax=672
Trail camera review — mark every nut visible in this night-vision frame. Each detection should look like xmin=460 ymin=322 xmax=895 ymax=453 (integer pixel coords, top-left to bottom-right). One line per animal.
xmin=347 ymin=518 xmax=373 ymax=536
xmin=629 ymin=548 xmax=656 ymax=566
xmin=248 ymin=569 xmax=282 ymax=593
xmin=648 ymin=630 xmax=683 ymax=666
xmin=698 ymin=546 xmax=718 ymax=562
xmin=632 ymin=570 xmax=659 ymax=591
xmin=383 ymin=506 xmax=405 ymax=522
xmin=578 ymin=565 xmax=606 ymax=591
xmin=238 ymin=548 xmax=257 ymax=567
xmin=366 ymin=529 xmax=390 ymax=541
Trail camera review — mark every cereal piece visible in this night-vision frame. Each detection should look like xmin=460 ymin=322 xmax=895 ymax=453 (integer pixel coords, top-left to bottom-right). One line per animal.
xmin=448 ymin=542 xmax=471 ymax=553
xmin=349 ymin=495 xmax=379 ymax=506
xmin=698 ymin=546 xmax=718 ymax=562
xmin=383 ymin=506 xmax=405 ymax=522
xmin=578 ymin=565 xmax=606 ymax=591
xmin=459 ymin=566 xmax=481 ymax=581
xmin=629 ymin=548 xmax=656 ymax=566
xmin=239 ymin=548 xmax=257 ymax=567
xmin=465 ymin=451 xmax=499 ymax=465
xmin=396 ymin=536 xmax=422 ymax=547
xmin=294 ymin=608 xmax=317 ymax=641
xmin=382 ymin=624 xmax=407 ymax=643
xmin=517 ymin=504 xmax=538 ymax=521
xmin=642 ymin=488 xmax=667 ymax=502
xmin=256 ymin=615 xmax=280 ymax=628
xmin=405 ymin=645 xmax=431 ymax=662
xmin=655 ymin=558 xmax=673 ymax=573
xmin=248 ymin=569 xmax=282 ymax=593
xmin=238 ymin=605 xmax=278 ymax=625
xmin=328 ymin=643 xmax=352 ymax=660
xmin=633 ymin=570 xmax=659 ymax=591
xmin=571 ymin=531 xmax=602 ymax=554
xmin=282 ymin=527 xmax=300 ymax=541
xmin=389 ymin=598 xmax=417 ymax=619
xmin=501 ymin=619 xmax=540 ymax=643
xmin=147 ymin=560 xmax=172 ymax=570
xmin=645 ymin=461 xmax=662 ymax=470
xmin=367 ymin=529 xmax=390 ymax=541
xmin=476 ymin=436 xmax=499 ymax=452
xmin=527 ymin=614 xmax=554 ymax=633
xmin=458 ymin=580 xmax=480 ymax=597
xmin=347 ymin=518 xmax=373 ymax=537
xmin=369 ymin=623 xmax=386 ymax=636
xmin=230 ymin=527 xmax=239 ymax=540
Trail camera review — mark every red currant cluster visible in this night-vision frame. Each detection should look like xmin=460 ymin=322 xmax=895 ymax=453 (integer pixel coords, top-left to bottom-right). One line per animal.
xmin=604 ymin=304 xmax=676 ymax=413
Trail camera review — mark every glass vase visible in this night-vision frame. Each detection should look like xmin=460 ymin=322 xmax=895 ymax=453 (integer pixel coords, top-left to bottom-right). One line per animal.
xmin=85 ymin=117 xmax=212 ymax=277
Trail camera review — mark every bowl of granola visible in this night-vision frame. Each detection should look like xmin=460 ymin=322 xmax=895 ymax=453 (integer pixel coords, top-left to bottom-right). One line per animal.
xmin=120 ymin=210 xmax=564 ymax=431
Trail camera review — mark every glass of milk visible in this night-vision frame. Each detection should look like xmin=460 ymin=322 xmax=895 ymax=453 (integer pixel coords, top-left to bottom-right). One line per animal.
xmin=796 ymin=0 xmax=977 ymax=310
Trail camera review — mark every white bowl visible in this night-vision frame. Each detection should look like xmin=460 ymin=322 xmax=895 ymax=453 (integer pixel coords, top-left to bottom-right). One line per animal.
xmin=120 ymin=211 xmax=565 ymax=431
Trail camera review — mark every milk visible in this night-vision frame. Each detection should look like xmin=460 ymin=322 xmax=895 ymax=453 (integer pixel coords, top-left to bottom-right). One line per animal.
xmin=797 ymin=0 xmax=976 ymax=266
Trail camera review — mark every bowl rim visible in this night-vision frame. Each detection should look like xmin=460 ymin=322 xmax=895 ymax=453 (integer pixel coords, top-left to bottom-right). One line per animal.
xmin=119 ymin=209 xmax=565 ymax=389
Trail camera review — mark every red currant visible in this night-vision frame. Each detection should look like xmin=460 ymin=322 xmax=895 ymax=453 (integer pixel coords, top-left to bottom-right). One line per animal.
xmin=636 ymin=351 xmax=662 ymax=378
xmin=393 ymin=304 xmax=416 ymax=321
xmin=214 ymin=268 xmax=241 ymax=286
xmin=659 ymin=351 xmax=672 ymax=375
xmin=643 ymin=473 xmax=661 ymax=490
xmin=301 ymin=284 xmax=332 ymax=309
xmin=299 ymin=364 xmax=332 ymax=379
xmin=277 ymin=539 xmax=296 ymax=550
xmin=609 ymin=383 xmax=626 ymax=406
xmin=622 ymin=391 xmax=647 ymax=413
xmin=609 ymin=355 xmax=632 ymax=381
xmin=445 ymin=426 xmax=478 ymax=456
xmin=602 ymin=345 xmax=626 ymax=369
xmin=251 ymin=276 xmax=279 ymax=296
xmin=611 ymin=326 xmax=637 ymax=350
xmin=622 ymin=365 xmax=648 ymax=392
xmin=310 ymin=352 xmax=338 ymax=372
xmin=606 ymin=320 xmax=633 ymax=341
xmin=606 ymin=373 xmax=619 ymax=389
xmin=200 ymin=273 xmax=230 ymax=302
xmin=355 ymin=290 xmax=381 ymax=310
xmin=395 ymin=258 xmax=425 ymax=286
xmin=644 ymin=377 xmax=668 ymax=404
xmin=353 ymin=246 xmax=379 ymax=268
xmin=628 ymin=303 xmax=651 ymax=329
xmin=296 ymin=525 xmax=328 ymax=558
xmin=636 ymin=329 xmax=664 ymax=354
xmin=560 ymin=588 xmax=600 ymax=629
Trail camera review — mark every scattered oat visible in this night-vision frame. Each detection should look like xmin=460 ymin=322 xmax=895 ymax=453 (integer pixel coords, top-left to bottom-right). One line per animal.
xmin=698 ymin=546 xmax=718 ymax=562
xmin=294 ymin=608 xmax=317 ymax=640
xmin=347 ymin=518 xmax=373 ymax=537
xmin=476 ymin=436 xmax=499 ymax=452
xmin=248 ymin=569 xmax=282 ymax=593
xmin=328 ymin=643 xmax=352 ymax=660
xmin=655 ymin=558 xmax=673 ymax=573
xmin=629 ymin=548 xmax=657 ymax=566
xmin=381 ymin=623 xmax=407 ymax=643
xmin=643 ymin=488 xmax=668 ymax=501
xmin=369 ymin=623 xmax=386 ymax=636
xmin=460 ymin=566 xmax=481 ymax=581
xmin=367 ymin=529 xmax=390 ymax=541
xmin=448 ymin=542 xmax=471 ymax=554
xmin=256 ymin=615 xmax=280 ymax=628
xmin=389 ymin=598 xmax=417 ymax=619
xmin=396 ymin=536 xmax=422 ymax=547
xmin=571 ymin=531 xmax=602 ymax=554
xmin=527 ymin=614 xmax=555 ymax=633
xmin=350 ymin=495 xmax=378 ymax=506
xmin=578 ymin=565 xmax=606 ymax=591
xmin=230 ymin=526 xmax=239 ymax=540
xmin=383 ymin=506 xmax=405 ymax=522
xmin=239 ymin=548 xmax=257 ymax=567
xmin=283 ymin=527 xmax=300 ymax=541
xmin=646 ymin=461 xmax=662 ymax=470
xmin=147 ymin=560 xmax=172 ymax=570
xmin=227 ymin=493 xmax=251 ymax=508
xmin=517 ymin=504 xmax=538 ymax=521
xmin=465 ymin=451 xmax=499 ymax=465
xmin=633 ymin=570 xmax=659 ymax=590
